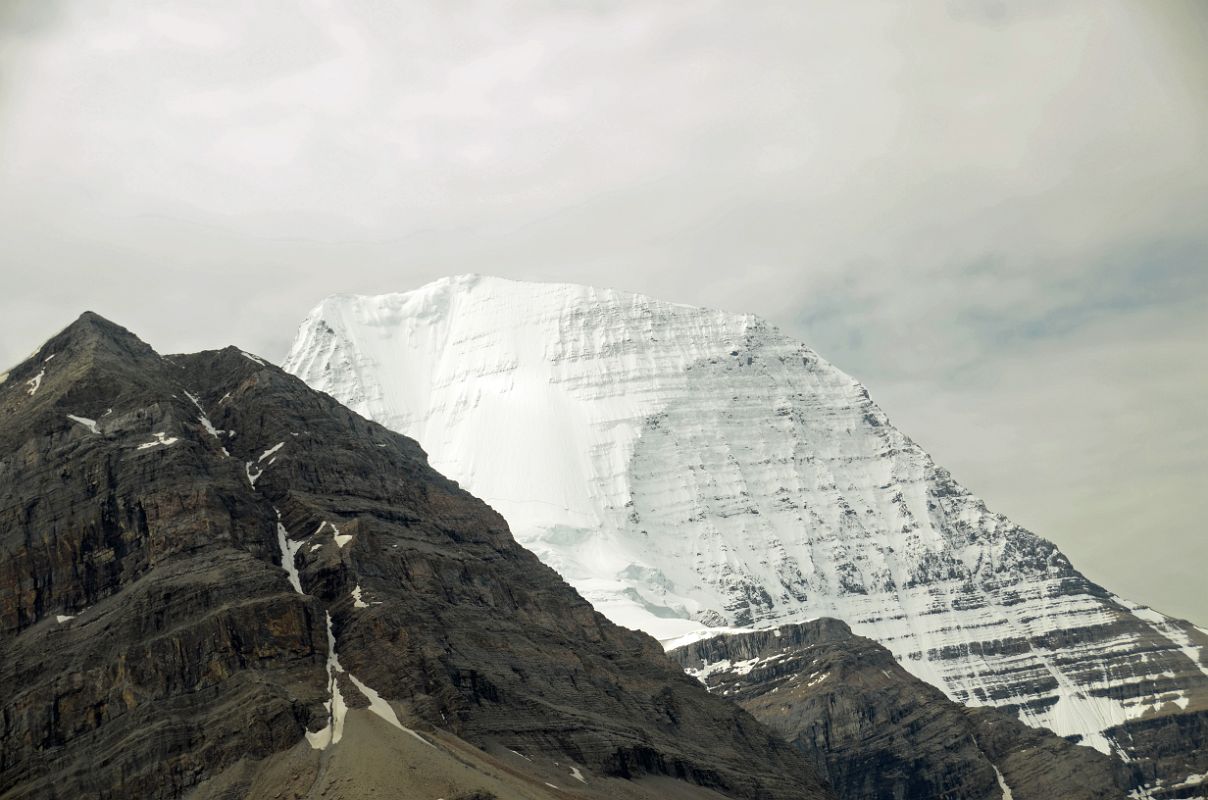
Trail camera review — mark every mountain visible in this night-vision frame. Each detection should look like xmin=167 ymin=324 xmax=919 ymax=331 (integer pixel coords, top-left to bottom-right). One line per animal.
xmin=284 ymin=274 xmax=1208 ymax=794
xmin=668 ymin=620 xmax=1132 ymax=800
xmin=0 ymin=312 xmax=834 ymax=800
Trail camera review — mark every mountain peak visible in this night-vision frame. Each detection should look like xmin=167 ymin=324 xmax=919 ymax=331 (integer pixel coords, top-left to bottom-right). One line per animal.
xmin=43 ymin=310 xmax=158 ymax=365
xmin=0 ymin=312 xmax=162 ymax=415
xmin=285 ymin=277 xmax=1208 ymax=780
xmin=60 ymin=309 xmax=138 ymax=341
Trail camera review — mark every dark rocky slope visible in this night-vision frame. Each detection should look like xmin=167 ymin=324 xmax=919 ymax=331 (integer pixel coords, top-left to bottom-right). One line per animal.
xmin=670 ymin=620 xmax=1138 ymax=800
xmin=0 ymin=313 xmax=833 ymax=800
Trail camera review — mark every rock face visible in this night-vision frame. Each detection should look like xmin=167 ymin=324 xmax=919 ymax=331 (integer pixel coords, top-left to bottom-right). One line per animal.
xmin=0 ymin=313 xmax=833 ymax=800
xmin=283 ymin=274 xmax=1208 ymax=790
xmin=669 ymin=621 xmax=1134 ymax=800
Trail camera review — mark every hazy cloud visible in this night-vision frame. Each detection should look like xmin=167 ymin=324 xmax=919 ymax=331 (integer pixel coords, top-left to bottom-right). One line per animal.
xmin=1 ymin=1 xmax=1204 ymax=620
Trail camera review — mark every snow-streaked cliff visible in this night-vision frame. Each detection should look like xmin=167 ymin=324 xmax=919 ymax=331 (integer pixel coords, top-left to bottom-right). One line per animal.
xmin=284 ymin=274 xmax=1208 ymax=759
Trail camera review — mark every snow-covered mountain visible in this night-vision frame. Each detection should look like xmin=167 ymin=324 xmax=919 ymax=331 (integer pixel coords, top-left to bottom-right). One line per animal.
xmin=284 ymin=274 xmax=1208 ymax=765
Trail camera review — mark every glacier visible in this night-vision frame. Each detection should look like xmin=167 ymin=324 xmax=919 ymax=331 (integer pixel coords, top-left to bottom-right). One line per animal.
xmin=284 ymin=273 xmax=1208 ymax=760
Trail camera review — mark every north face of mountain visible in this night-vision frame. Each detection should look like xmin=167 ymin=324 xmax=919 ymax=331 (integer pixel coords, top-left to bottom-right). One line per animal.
xmin=284 ymin=274 xmax=1208 ymax=783
xmin=0 ymin=313 xmax=832 ymax=800
xmin=669 ymin=620 xmax=1133 ymax=800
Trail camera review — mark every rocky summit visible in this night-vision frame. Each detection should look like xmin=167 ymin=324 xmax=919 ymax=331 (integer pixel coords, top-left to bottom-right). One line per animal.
xmin=0 ymin=313 xmax=833 ymax=800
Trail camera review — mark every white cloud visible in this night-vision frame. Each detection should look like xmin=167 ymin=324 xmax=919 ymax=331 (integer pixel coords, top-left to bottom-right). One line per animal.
xmin=0 ymin=0 xmax=1204 ymax=620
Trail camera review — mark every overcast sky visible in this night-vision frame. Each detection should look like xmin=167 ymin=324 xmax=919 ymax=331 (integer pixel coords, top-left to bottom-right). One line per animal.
xmin=1 ymin=1 xmax=1205 ymax=622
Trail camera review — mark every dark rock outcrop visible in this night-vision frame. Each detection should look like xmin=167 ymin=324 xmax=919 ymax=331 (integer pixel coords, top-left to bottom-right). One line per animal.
xmin=669 ymin=620 xmax=1137 ymax=800
xmin=1105 ymin=709 xmax=1208 ymax=799
xmin=0 ymin=313 xmax=833 ymax=800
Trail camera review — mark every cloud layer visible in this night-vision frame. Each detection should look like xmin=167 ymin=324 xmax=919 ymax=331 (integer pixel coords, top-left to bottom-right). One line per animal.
xmin=2 ymin=1 xmax=1205 ymax=621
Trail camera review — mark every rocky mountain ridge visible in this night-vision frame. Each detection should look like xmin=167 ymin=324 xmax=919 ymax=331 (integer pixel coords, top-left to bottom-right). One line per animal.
xmin=0 ymin=312 xmax=833 ymax=800
xmin=669 ymin=620 xmax=1135 ymax=800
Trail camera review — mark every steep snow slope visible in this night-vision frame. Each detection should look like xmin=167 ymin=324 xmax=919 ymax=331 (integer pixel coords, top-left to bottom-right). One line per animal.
xmin=284 ymin=274 xmax=1208 ymax=761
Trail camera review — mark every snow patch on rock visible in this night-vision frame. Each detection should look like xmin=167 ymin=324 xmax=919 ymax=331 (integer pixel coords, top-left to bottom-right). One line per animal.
xmin=314 ymin=520 xmax=351 ymax=548
xmin=993 ymin=765 xmax=1014 ymax=800
xmin=347 ymin=673 xmax=432 ymax=747
xmin=258 ymin=441 xmax=285 ymax=462
xmin=306 ymin=612 xmax=347 ymax=749
xmin=275 ymin=509 xmax=304 ymax=594
xmin=26 ymin=369 xmax=45 ymax=396
xmin=66 ymin=415 xmax=99 ymax=434
xmin=136 ymin=432 xmax=178 ymax=450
